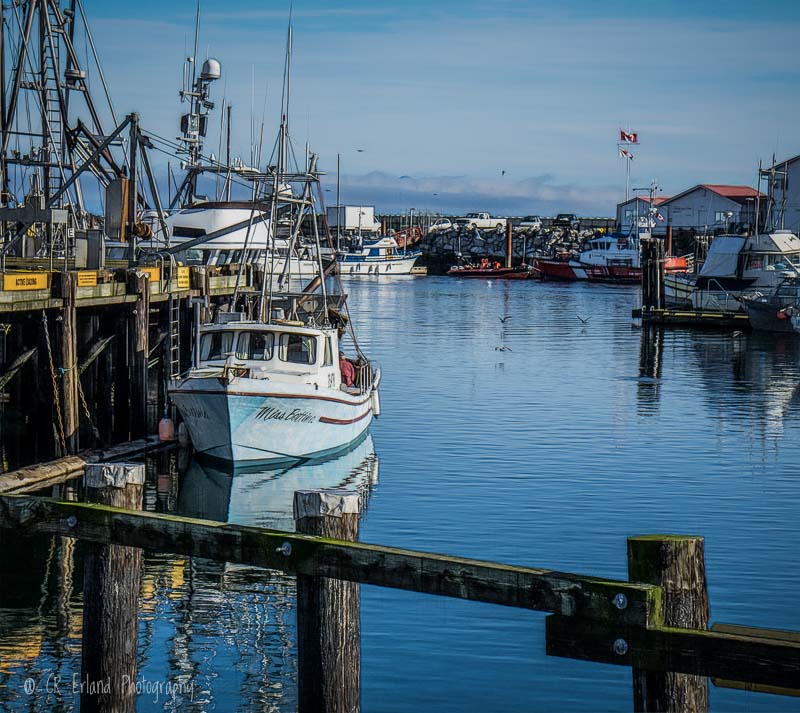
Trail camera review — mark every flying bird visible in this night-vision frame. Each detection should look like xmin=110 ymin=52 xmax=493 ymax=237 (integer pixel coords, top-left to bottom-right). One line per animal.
xmin=356 ymin=149 xmax=365 ymax=152
xmin=499 ymin=315 xmax=512 ymax=323
xmin=495 ymin=346 xmax=512 ymax=352
xmin=576 ymin=314 xmax=590 ymax=324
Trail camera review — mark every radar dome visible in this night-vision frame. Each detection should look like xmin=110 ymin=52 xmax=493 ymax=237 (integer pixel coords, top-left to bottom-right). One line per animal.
xmin=200 ymin=58 xmax=221 ymax=81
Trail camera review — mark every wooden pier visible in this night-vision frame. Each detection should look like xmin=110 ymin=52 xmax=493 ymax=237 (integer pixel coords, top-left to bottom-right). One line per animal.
xmin=0 ymin=483 xmax=798 ymax=711
xmin=0 ymin=261 xmax=256 ymax=470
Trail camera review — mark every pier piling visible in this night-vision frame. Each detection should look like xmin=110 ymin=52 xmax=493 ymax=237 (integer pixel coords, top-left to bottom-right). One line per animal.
xmin=294 ymin=489 xmax=361 ymax=713
xmin=80 ymin=462 xmax=145 ymax=713
xmin=628 ymin=535 xmax=710 ymax=713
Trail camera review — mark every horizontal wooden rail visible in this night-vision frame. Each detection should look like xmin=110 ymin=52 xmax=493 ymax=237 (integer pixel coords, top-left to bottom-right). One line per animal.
xmin=0 ymin=495 xmax=661 ymax=627
xmin=0 ymin=438 xmax=166 ymax=495
xmin=546 ymin=615 xmax=800 ymax=691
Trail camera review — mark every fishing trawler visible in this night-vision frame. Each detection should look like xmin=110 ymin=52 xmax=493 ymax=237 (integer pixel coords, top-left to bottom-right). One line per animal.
xmin=168 ymin=27 xmax=380 ymax=464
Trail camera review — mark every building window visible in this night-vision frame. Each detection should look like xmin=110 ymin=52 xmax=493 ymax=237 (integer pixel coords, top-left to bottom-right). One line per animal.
xmin=624 ymin=209 xmax=634 ymax=223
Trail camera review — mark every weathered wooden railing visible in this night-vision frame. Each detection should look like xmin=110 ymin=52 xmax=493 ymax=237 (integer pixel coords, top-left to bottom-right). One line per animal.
xmin=1 ymin=483 xmax=799 ymax=712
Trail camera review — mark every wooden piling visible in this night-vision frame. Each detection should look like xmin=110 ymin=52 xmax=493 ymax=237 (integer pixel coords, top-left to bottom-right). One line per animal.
xmin=505 ymin=222 xmax=513 ymax=268
xmin=80 ymin=462 xmax=144 ymax=713
xmin=54 ymin=271 xmax=79 ymax=454
xmin=628 ymin=535 xmax=710 ymax=713
xmin=126 ymin=271 xmax=149 ymax=439
xmin=294 ymin=489 xmax=361 ymax=713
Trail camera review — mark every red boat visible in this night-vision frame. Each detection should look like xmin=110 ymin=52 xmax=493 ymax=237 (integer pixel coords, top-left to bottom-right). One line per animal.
xmin=534 ymin=237 xmax=689 ymax=284
xmin=448 ymin=258 xmax=535 ymax=280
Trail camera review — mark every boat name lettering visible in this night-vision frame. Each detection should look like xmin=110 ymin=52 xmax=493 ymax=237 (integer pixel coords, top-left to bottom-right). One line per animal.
xmin=256 ymin=406 xmax=317 ymax=424
xmin=184 ymin=405 xmax=209 ymax=420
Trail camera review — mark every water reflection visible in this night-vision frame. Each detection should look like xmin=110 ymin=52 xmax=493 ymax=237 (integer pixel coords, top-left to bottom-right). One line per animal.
xmin=177 ymin=432 xmax=378 ymax=528
xmin=0 ymin=436 xmax=379 ymax=712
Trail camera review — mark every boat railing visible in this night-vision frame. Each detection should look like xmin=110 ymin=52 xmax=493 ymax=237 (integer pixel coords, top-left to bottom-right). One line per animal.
xmin=353 ymin=359 xmax=377 ymax=395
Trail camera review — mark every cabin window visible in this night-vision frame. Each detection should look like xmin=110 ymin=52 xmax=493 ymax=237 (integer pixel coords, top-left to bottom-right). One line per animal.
xmin=323 ymin=337 xmax=333 ymax=366
xmin=279 ymin=333 xmax=317 ymax=365
xmin=200 ymin=331 xmax=235 ymax=360
xmin=236 ymin=332 xmax=274 ymax=360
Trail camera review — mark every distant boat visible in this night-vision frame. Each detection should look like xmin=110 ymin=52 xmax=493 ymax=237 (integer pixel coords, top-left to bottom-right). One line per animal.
xmin=447 ymin=260 xmax=534 ymax=279
xmin=535 ymin=232 xmax=686 ymax=284
xmin=337 ymin=235 xmax=422 ymax=276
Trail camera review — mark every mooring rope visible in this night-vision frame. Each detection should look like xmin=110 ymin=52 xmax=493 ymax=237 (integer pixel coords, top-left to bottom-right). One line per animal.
xmin=41 ymin=309 xmax=66 ymax=455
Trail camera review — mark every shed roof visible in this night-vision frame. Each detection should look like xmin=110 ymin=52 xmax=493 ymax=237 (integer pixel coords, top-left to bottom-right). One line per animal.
xmin=662 ymin=184 xmax=764 ymax=206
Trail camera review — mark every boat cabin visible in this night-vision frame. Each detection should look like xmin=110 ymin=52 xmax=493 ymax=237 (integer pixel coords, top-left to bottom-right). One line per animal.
xmin=195 ymin=321 xmax=360 ymax=391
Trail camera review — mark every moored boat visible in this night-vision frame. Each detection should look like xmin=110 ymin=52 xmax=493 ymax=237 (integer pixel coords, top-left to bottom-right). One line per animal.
xmin=169 ymin=315 xmax=380 ymax=463
xmin=740 ymin=275 xmax=800 ymax=332
xmin=665 ymin=231 xmax=800 ymax=311
xmin=337 ymin=235 xmax=421 ymax=275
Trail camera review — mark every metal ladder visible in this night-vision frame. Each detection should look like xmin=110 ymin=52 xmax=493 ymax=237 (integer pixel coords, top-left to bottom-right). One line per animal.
xmin=42 ymin=5 xmax=64 ymax=201
xmin=167 ymin=295 xmax=181 ymax=379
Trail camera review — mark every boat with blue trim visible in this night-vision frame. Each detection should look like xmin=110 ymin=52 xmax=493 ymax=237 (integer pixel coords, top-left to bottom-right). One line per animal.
xmin=337 ymin=235 xmax=421 ymax=276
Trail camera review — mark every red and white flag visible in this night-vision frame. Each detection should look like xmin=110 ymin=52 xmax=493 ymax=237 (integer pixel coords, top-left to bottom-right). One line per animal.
xmin=620 ymin=130 xmax=638 ymax=143
xmin=656 ymin=211 xmax=665 ymax=222
xmin=618 ymin=147 xmax=634 ymax=160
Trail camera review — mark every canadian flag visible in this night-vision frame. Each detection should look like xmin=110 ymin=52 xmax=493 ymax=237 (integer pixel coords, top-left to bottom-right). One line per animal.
xmin=618 ymin=147 xmax=634 ymax=160
xmin=620 ymin=130 xmax=638 ymax=143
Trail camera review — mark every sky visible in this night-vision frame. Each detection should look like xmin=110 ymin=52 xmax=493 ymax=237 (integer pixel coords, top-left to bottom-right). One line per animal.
xmin=76 ymin=0 xmax=800 ymax=215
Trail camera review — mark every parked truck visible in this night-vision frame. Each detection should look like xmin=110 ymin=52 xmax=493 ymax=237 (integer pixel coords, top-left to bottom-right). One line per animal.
xmin=326 ymin=205 xmax=382 ymax=235
xmin=454 ymin=212 xmax=507 ymax=231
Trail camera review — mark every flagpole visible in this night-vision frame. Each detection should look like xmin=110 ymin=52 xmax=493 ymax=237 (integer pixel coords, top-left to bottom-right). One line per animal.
xmin=626 ymin=156 xmax=630 ymax=202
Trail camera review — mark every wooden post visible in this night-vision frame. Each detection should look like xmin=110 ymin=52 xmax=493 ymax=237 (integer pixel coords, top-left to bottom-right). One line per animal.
xmin=628 ymin=535 xmax=710 ymax=713
xmin=127 ymin=271 xmax=149 ymax=439
xmin=81 ymin=462 xmax=144 ymax=713
xmin=55 ymin=271 xmax=79 ymax=455
xmin=294 ymin=489 xmax=361 ymax=713
xmin=505 ymin=221 xmax=513 ymax=268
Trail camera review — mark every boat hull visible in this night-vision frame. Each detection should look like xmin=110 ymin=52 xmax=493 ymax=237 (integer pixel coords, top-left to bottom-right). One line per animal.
xmin=169 ymin=378 xmax=374 ymax=463
xmin=338 ymin=253 xmax=421 ymax=276
xmin=534 ymin=258 xmax=588 ymax=281
xmin=447 ymin=266 xmax=534 ymax=279
xmin=741 ymin=299 xmax=796 ymax=333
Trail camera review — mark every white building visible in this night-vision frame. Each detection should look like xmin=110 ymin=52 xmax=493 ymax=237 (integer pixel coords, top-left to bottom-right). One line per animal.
xmin=655 ymin=184 xmax=762 ymax=235
xmin=616 ymin=195 xmax=670 ymax=233
xmin=767 ymin=154 xmax=800 ymax=234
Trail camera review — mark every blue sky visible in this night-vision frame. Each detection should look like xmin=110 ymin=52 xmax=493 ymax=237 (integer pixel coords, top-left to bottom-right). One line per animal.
xmin=82 ymin=0 xmax=800 ymax=215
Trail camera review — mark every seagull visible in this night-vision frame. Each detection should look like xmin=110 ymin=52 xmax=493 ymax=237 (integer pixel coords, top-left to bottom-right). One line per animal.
xmin=499 ymin=315 xmax=512 ymax=323
xmin=495 ymin=346 xmax=512 ymax=352
xmin=576 ymin=314 xmax=590 ymax=324
xmin=356 ymin=149 xmax=365 ymax=152
xmin=732 ymin=330 xmax=744 ymax=338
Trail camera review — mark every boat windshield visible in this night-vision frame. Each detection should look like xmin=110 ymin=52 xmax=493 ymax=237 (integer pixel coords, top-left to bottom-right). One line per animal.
xmin=279 ymin=333 xmax=317 ymax=365
xmin=235 ymin=331 xmax=275 ymax=360
xmin=200 ymin=331 xmax=235 ymax=360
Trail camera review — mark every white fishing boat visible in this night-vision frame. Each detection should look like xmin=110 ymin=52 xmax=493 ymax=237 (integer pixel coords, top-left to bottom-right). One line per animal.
xmin=337 ymin=235 xmax=421 ymax=275
xmin=168 ymin=24 xmax=380 ymax=464
xmin=169 ymin=314 xmax=380 ymax=462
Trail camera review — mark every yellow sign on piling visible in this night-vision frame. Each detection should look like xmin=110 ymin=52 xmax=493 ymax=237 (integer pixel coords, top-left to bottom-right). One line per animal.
xmin=77 ymin=271 xmax=98 ymax=287
xmin=2 ymin=272 xmax=49 ymax=291
xmin=138 ymin=266 xmax=161 ymax=283
xmin=177 ymin=266 xmax=191 ymax=290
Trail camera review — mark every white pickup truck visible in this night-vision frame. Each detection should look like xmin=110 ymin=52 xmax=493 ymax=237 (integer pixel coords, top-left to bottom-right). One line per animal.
xmin=454 ymin=212 xmax=507 ymax=231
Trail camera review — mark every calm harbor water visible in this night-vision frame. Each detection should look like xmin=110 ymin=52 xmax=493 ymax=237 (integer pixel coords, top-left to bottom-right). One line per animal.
xmin=1 ymin=276 xmax=800 ymax=711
